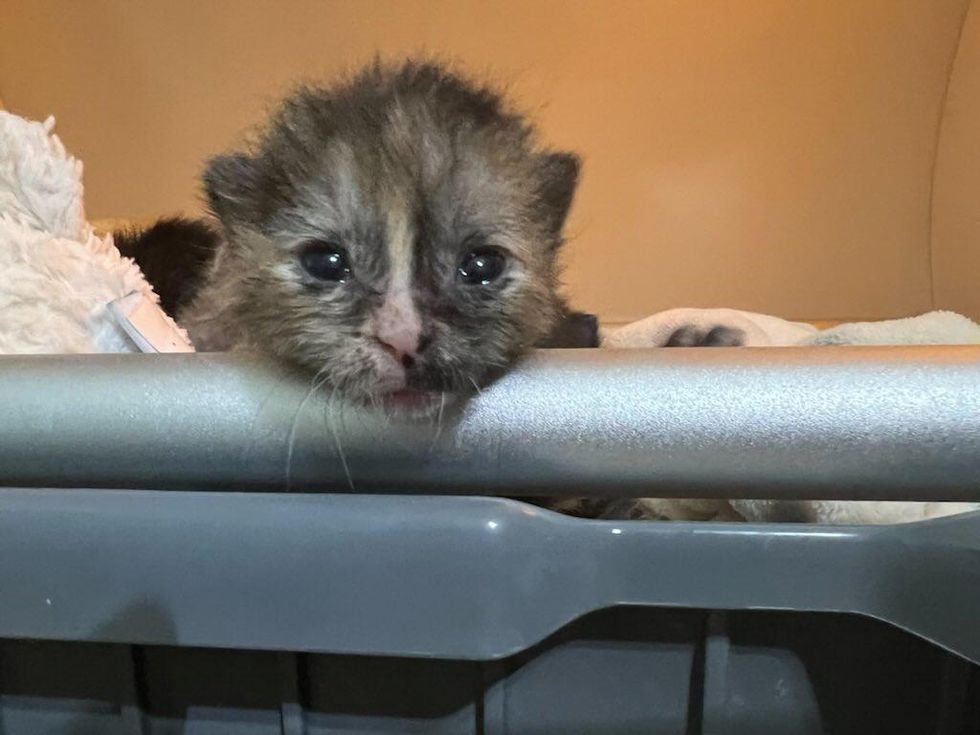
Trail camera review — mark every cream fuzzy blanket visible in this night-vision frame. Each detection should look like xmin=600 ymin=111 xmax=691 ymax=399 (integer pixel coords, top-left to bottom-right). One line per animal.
xmin=603 ymin=307 xmax=980 ymax=348
xmin=0 ymin=112 xmax=185 ymax=354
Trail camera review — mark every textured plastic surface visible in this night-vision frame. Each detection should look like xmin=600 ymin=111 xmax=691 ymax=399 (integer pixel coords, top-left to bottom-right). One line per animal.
xmin=1 ymin=348 xmax=979 ymax=499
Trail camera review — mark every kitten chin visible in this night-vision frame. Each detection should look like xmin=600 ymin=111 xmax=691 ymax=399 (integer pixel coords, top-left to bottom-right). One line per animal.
xmin=380 ymin=388 xmax=452 ymax=418
xmin=125 ymin=60 xmax=584 ymax=415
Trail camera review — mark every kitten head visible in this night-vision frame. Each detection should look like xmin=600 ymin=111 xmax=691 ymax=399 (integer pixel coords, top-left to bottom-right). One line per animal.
xmin=201 ymin=60 xmax=579 ymax=413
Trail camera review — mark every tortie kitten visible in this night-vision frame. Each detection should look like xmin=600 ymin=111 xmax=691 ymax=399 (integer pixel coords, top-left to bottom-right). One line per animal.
xmin=117 ymin=59 xmax=593 ymax=416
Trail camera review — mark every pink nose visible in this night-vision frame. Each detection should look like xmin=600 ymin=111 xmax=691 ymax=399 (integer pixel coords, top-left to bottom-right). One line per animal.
xmin=375 ymin=325 xmax=431 ymax=368
xmin=374 ymin=289 xmax=429 ymax=367
xmin=377 ymin=331 xmax=419 ymax=363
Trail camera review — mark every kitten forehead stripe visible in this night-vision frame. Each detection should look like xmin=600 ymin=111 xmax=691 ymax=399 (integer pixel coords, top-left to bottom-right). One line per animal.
xmin=374 ymin=201 xmax=422 ymax=355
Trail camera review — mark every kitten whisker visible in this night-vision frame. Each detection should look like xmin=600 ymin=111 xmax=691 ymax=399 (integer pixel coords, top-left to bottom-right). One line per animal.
xmin=326 ymin=383 xmax=356 ymax=491
xmin=427 ymin=390 xmax=447 ymax=452
xmin=285 ymin=365 xmax=333 ymax=490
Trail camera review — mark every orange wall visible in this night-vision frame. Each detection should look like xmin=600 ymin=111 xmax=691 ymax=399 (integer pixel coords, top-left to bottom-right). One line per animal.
xmin=933 ymin=0 xmax=980 ymax=321
xmin=0 ymin=0 xmax=970 ymax=322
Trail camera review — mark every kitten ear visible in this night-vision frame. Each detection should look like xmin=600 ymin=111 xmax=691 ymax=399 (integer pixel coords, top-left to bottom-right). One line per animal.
xmin=203 ymin=153 xmax=260 ymax=225
xmin=534 ymin=151 xmax=580 ymax=238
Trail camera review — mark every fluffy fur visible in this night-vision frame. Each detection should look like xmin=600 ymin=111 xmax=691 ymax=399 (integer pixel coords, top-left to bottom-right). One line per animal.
xmin=0 ymin=112 xmax=185 ymax=354
xmin=114 ymin=217 xmax=221 ymax=318
xmin=164 ymin=60 xmax=580 ymax=410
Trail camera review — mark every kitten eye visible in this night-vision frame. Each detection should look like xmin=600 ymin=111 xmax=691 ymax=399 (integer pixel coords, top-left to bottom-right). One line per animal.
xmin=299 ymin=240 xmax=350 ymax=282
xmin=458 ymin=248 xmax=507 ymax=286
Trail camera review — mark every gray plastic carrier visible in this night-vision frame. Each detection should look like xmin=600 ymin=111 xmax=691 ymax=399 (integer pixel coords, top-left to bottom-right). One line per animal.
xmin=0 ymin=348 xmax=978 ymax=734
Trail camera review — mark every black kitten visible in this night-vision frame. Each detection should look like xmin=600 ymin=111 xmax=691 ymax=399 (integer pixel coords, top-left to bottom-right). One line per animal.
xmin=114 ymin=217 xmax=220 ymax=318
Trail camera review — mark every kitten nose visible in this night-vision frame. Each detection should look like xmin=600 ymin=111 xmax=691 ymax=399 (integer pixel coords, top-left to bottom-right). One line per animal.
xmin=376 ymin=328 xmax=431 ymax=368
xmin=374 ymin=287 xmax=428 ymax=367
xmin=377 ymin=334 xmax=419 ymax=367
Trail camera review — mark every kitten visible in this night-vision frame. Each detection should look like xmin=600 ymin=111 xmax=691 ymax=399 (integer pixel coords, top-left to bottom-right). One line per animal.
xmin=118 ymin=60 xmax=586 ymax=414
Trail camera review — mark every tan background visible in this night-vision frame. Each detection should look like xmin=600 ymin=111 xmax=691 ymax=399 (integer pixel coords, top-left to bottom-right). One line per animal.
xmin=933 ymin=1 xmax=980 ymax=320
xmin=1 ymin=0 xmax=978 ymax=323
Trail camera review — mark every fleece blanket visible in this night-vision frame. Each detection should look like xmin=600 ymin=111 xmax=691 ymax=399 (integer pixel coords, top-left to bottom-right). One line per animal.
xmin=0 ymin=112 xmax=187 ymax=354
xmin=603 ymin=307 xmax=980 ymax=348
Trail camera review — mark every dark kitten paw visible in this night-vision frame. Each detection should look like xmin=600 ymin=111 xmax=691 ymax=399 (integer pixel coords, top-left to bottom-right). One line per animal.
xmin=664 ymin=324 xmax=745 ymax=347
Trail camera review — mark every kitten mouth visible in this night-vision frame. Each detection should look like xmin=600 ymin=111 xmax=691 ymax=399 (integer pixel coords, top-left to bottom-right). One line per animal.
xmin=380 ymin=387 xmax=446 ymax=413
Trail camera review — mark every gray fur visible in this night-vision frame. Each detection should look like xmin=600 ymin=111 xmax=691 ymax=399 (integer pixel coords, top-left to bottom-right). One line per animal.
xmin=664 ymin=325 xmax=746 ymax=347
xmin=180 ymin=60 xmax=580 ymax=410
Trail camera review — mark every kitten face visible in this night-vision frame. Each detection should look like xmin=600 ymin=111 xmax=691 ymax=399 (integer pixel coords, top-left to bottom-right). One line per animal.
xmin=194 ymin=61 xmax=579 ymax=413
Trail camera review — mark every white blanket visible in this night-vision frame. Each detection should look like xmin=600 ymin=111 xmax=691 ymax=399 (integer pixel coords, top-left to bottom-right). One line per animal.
xmin=603 ymin=306 xmax=980 ymax=348
xmin=805 ymin=310 xmax=980 ymax=345
xmin=0 ymin=112 xmax=184 ymax=354
xmin=603 ymin=307 xmax=817 ymax=347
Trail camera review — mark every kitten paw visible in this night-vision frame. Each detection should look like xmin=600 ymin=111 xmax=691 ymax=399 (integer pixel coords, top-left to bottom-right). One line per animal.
xmin=664 ymin=325 xmax=745 ymax=347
